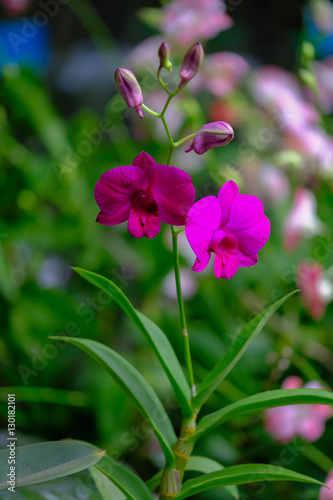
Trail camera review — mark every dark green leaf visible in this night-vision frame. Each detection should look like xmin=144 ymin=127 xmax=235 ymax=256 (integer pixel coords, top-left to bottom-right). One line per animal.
xmin=194 ymin=291 xmax=298 ymax=411
xmin=49 ymin=337 xmax=177 ymax=465
xmin=0 ymin=441 xmax=104 ymax=490
xmin=191 ymin=388 xmax=333 ymax=443
xmin=73 ymin=268 xmax=192 ymax=418
xmin=95 ymin=454 xmax=154 ymax=500
xmin=176 ymin=464 xmax=324 ymax=499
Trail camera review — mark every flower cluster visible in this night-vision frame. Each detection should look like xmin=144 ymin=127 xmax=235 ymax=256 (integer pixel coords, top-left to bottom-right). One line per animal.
xmin=264 ymin=376 xmax=332 ymax=442
xmin=94 ymin=41 xmax=271 ymax=280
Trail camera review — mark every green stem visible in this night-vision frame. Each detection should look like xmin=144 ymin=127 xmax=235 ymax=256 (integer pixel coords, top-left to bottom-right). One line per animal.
xmin=171 ymin=226 xmax=195 ymax=396
xmin=302 ymin=442 xmax=333 ymax=473
xmin=141 ymin=104 xmax=161 ymax=118
xmin=157 ymin=66 xmax=172 ymax=95
xmin=174 ymin=133 xmax=196 ymax=148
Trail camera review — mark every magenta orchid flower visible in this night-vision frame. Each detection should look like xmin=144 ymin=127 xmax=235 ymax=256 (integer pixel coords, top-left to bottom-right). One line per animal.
xmin=264 ymin=377 xmax=332 ymax=443
xmin=185 ymin=180 xmax=270 ymax=279
xmin=94 ymin=152 xmax=195 ymax=239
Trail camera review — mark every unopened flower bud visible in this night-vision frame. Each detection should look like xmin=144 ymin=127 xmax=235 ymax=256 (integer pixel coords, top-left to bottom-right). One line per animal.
xmin=179 ymin=42 xmax=204 ymax=88
xmin=158 ymin=42 xmax=172 ymax=72
xmin=185 ymin=121 xmax=234 ymax=155
xmin=114 ymin=67 xmax=144 ymax=119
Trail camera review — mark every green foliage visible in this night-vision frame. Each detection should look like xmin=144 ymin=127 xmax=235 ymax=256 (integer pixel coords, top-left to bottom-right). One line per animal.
xmin=0 ymin=441 xmax=104 ymax=490
xmin=49 ymin=336 xmax=177 ymax=465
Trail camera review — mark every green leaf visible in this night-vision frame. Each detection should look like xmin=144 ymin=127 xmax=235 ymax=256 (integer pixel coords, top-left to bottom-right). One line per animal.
xmin=95 ymin=454 xmax=154 ymax=500
xmin=146 ymin=456 xmax=239 ymax=498
xmin=176 ymin=464 xmax=324 ymax=499
xmin=49 ymin=337 xmax=177 ymax=465
xmin=186 ymin=457 xmax=239 ymax=499
xmin=0 ymin=441 xmax=105 ymax=490
xmin=137 ymin=8 xmax=161 ymax=29
xmin=194 ymin=291 xmax=298 ymax=410
xmin=72 ymin=268 xmax=192 ymax=418
xmin=190 ymin=388 xmax=333 ymax=443
xmin=89 ymin=465 xmax=126 ymax=500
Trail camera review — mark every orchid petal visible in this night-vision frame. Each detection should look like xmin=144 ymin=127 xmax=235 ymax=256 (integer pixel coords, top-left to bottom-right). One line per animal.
xmin=185 ymin=196 xmax=221 ymax=261
xmin=218 ymin=180 xmax=239 ymax=227
xmin=128 ymin=207 xmax=161 ymax=239
xmin=224 ymin=194 xmax=271 ymax=255
xmin=132 ymin=151 xmax=156 ymax=175
xmin=149 ymin=164 xmax=195 ymax=225
xmin=192 ymin=252 xmax=211 ymax=272
xmin=94 ymin=166 xmax=144 ymax=216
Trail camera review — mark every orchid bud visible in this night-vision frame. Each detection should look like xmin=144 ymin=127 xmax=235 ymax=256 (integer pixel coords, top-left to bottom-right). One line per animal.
xmin=114 ymin=67 xmax=144 ymax=119
xmin=158 ymin=42 xmax=172 ymax=72
xmin=179 ymin=42 xmax=204 ymax=88
xmin=185 ymin=121 xmax=234 ymax=155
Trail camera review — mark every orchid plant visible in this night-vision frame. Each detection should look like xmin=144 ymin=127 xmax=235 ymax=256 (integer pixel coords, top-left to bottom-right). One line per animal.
xmin=2 ymin=40 xmax=333 ymax=500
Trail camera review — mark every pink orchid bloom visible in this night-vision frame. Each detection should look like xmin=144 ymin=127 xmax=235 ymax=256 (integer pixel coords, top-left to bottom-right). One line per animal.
xmin=160 ymin=0 xmax=233 ymax=47
xmin=283 ymin=188 xmax=325 ymax=252
xmin=185 ymin=180 xmax=270 ymax=279
xmin=297 ymin=261 xmax=333 ymax=320
xmin=199 ymin=52 xmax=250 ymax=97
xmin=319 ymin=469 xmax=333 ymax=500
xmin=95 ymin=152 xmax=195 ymax=239
xmin=264 ymin=377 xmax=331 ymax=443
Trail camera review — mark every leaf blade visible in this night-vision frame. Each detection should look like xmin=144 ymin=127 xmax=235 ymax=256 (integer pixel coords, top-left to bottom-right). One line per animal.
xmin=176 ymin=464 xmax=324 ymax=499
xmin=0 ymin=441 xmax=104 ymax=490
xmin=73 ymin=267 xmax=192 ymax=417
xmin=95 ymin=454 xmax=154 ymax=500
xmin=50 ymin=337 xmax=177 ymax=465
xmin=191 ymin=388 xmax=333 ymax=443
xmin=194 ymin=291 xmax=298 ymax=410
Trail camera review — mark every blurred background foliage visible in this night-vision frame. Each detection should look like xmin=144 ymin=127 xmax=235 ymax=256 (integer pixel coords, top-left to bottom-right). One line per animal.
xmin=1 ymin=0 xmax=333 ymax=499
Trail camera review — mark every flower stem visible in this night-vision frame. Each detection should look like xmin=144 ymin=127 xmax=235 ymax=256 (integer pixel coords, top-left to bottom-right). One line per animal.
xmin=171 ymin=226 xmax=195 ymax=396
xmin=301 ymin=442 xmax=333 ymax=473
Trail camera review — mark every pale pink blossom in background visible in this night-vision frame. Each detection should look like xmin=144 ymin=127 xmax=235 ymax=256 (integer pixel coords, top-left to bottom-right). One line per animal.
xmin=319 ymin=469 xmax=333 ymax=500
xmin=197 ymin=52 xmax=250 ymax=97
xmin=242 ymin=163 xmax=290 ymax=206
xmin=253 ymin=66 xmax=319 ymax=130
xmin=264 ymin=377 xmax=332 ymax=442
xmin=283 ymin=187 xmax=325 ymax=252
xmin=185 ymin=180 xmax=270 ymax=279
xmin=160 ymin=0 xmax=233 ymax=47
xmin=310 ymin=0 xmax=333 ymax=33
xmin=297 ymin=261 xmax=333 ymax=320
xmin=162 ymin=268 xmax=198 ymax=300
xmin=314 ymin=57 xmax=333 ymax=113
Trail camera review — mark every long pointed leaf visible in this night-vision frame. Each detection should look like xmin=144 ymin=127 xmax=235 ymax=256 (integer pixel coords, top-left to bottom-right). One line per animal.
xmin=186 ymin=457 xmax=239 ymax=499
xmin=73 ymin=267 xmax=192 ymax=417
xmin=176 ymin=464 xmax=324 ymax=499
xmin=89 ymin=466 xmax=126 ymax=500
xmin=145 ymin=456 xmax=239 ymax=498
xmin=49 ymin=337 xmax=177 ymax=464
xmin=0 ymin=441 xmax=105 ymax=490
xmin=194 ymin=291 xmax=298 ymax=410
xmin=190 ymin=388 xmax=333 ymax=443
xmin=95 ymin=454 xmax=154 ymax=500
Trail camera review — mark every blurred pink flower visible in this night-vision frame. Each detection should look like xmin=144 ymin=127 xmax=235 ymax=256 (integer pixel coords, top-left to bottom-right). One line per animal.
xmin=198 ymin=52 xmax=250 ymax=97
xmin=185 ymin=180 xmax=270 ymax=279
xmin=314 ymin=57 xmax=333 ymax=113
xmin=0 ymin=0 xmax=29 ymax=16
xmin=310 ymin=0 xmax=333 ymax=33
xmin=253 ymin=66 xmax=319 ymax=131
xmin=242 ymin=163 xmax=290 ymax=206
xmin=94 ymin=152 xmax=195 ymax=239
xmin=284 ymin=125 xmax=333 ymax=175
xmin=319 ymin=469 xmax=333 ymax=500
xmin=283 ymin=188 xmax=325 ymax=252
xmin=160 ymin=0 xmax=233 ymax=46
xmin=297 ymin=261 xmax=333 ymax=320
xmin=264 ymin=377 xmax=332 ymax=442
